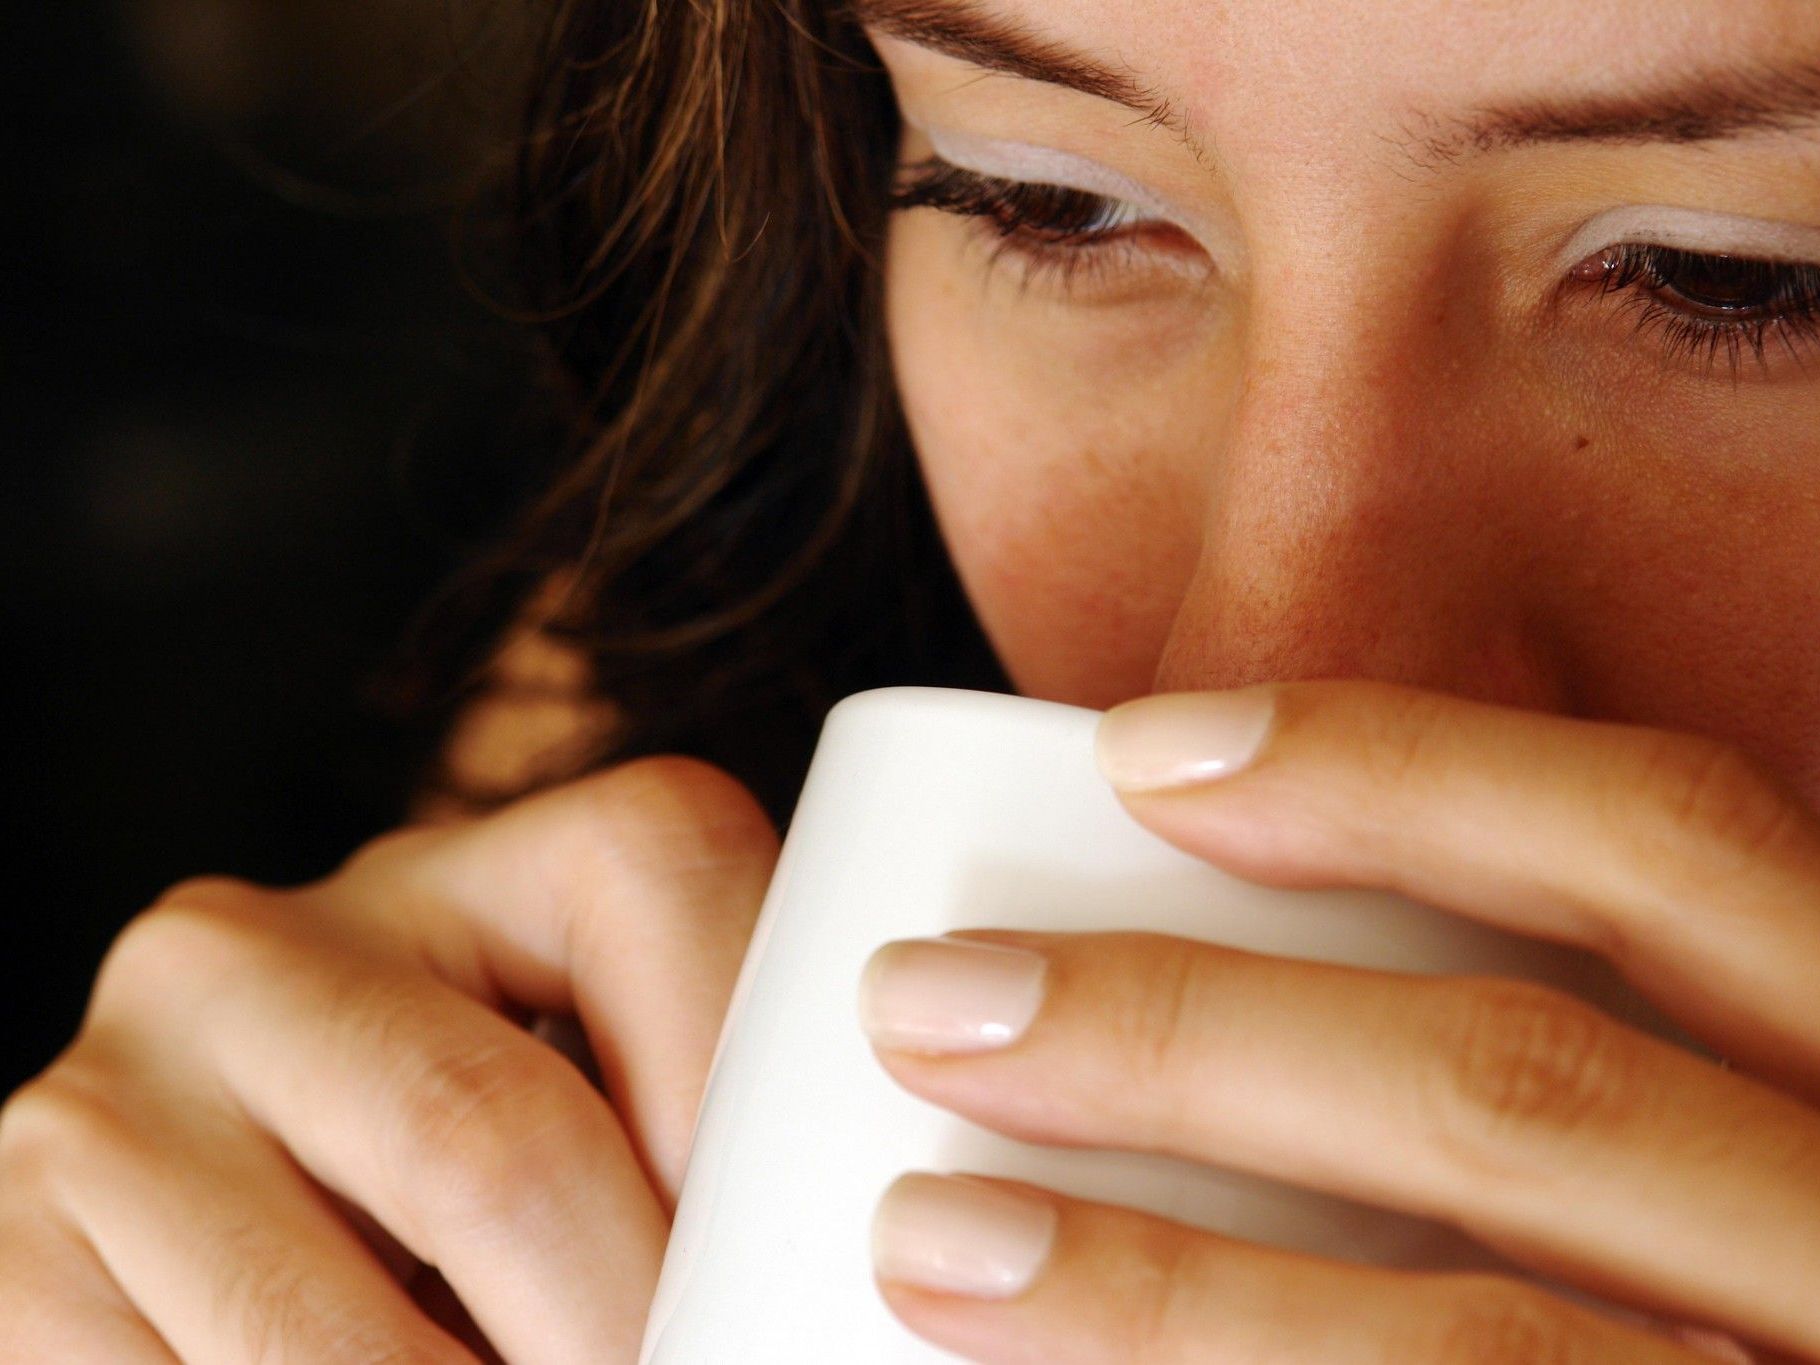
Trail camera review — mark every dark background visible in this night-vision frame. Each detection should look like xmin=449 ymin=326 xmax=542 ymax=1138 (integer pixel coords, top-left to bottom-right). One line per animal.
xmin=6 ymin=2 xmax=546 ymax=1095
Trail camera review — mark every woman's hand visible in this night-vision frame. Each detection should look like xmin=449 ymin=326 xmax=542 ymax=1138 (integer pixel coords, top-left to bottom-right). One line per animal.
xmin=0 ymin=755 xmax=780 ymax=1363
xmin=859 ymin=680 xmax=1820 ymax=1364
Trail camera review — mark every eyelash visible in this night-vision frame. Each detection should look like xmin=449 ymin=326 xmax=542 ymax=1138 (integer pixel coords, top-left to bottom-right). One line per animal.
xmin=1575 ymin=243 xmax=1820 ymax=377
xmin=888 ymin=158 xmax=1173 ymax=294
xmin=888 ymin=156 xmax=1820 ymax=379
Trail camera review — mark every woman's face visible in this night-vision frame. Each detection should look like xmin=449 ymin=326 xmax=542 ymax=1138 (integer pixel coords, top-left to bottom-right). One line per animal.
xmin=867 ymin=0 xmax=1820 ymax=803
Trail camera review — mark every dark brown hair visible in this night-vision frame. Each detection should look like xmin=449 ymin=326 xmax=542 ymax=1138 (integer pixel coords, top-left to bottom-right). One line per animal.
xmin=404 ymin=0 xmax=1008 ymax=829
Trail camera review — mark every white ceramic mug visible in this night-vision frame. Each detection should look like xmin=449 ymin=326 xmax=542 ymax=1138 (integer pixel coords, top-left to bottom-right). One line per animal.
xmin=637 ymin=686 xmax=1702 ymax=1362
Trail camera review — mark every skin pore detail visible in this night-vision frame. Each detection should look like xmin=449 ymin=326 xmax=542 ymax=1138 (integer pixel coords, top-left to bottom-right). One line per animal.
xmin=868 ymin=0 xmax=1820 ymax=810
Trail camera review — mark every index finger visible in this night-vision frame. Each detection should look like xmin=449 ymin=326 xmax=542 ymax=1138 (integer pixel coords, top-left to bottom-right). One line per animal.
xmin=310 ymin=754 xmax=782 ymax=1203
xmin=1093 ymin=680 xmax=1820 ymax=1097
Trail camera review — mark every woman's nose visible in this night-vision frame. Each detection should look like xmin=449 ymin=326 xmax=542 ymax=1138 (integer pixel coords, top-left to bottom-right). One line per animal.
xmin=1145 ymin=333 xmax=1574 ymax=713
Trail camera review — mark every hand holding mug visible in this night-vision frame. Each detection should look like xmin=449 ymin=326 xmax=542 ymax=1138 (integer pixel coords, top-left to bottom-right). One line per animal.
xmin=865 ymin=681 xmax=1820 ymax=1364
xmin=0 ymin=757 xmax=781 ymax=1363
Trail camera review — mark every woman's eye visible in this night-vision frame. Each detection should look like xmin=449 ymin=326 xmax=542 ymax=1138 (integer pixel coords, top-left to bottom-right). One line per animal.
xmin=889 ymin=158 xmax=1138 ymax=241
xmin=1653 ymin=252 xmax=1801 ymax=313
xmin=888 ymin=157 xmax=1205 ymax=296
xmin=890 ymin=161 xmax=1820 ymax=377
xmin=1568 ymin=241 xmax=1820 ymax=378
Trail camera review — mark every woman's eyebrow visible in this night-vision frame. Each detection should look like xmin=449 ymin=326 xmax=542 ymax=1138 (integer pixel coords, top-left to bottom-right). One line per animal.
xmin=1425 ymin=59 xmax=1820 ymax=160
xmin=849 ymin=0 xmax=1192 ymax=143
xmin=853 ymin=0 xmax=1820 ymax=157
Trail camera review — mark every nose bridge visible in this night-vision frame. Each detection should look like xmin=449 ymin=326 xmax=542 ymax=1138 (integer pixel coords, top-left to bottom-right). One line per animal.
xmin=1147 ymin=321 xmax=1571 ymax=710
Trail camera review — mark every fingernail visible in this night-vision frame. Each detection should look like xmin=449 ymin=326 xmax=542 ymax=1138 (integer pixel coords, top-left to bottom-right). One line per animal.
xmin=1095 ymin=687 xmax=1277 ymax=791
xmin=872 ymin=1172 xmax=1058 ymax=1298
xmin=859 ymin=937 xmax=1048 ymax=1054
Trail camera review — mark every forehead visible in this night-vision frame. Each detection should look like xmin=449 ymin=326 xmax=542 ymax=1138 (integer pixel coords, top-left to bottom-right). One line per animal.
xmin=973 ymin=0 xmax=1820 ymax=136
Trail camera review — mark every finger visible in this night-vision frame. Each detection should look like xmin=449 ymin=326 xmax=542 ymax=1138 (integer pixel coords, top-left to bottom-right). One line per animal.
xmin=83 ymin=908 xmax=668 ymax=1365
xmin=3 ymin=1064 xmax=480 ymax=1365
xmin=318 ymin=754 xmax=781 ymax=1202
xmin=1093 ymin=681 xmax=1820 ymax=1095
xmin=869 ymin=1173 xmax=1742 ymax=1364
xmin=323 ymin=1191 xmax=511 ymax=1358
xmin=0 ymin=1213 xmax=178 ymax=1362
xmin=860 ymin=931 xmax=1820 ymax=1360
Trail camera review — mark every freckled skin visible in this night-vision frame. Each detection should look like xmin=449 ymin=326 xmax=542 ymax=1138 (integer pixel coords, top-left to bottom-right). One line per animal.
xmin=876 ymin=0 xmax=1820 ymax=805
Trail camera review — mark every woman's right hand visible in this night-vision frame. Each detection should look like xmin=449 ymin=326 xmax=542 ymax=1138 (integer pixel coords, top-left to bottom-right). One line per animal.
xmin=0 ymin=754 xmax=782 ymax=1363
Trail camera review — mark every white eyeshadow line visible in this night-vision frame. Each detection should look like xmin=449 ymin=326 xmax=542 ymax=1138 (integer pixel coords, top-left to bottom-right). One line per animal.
xmin=1554 ymin=205 xmax=1820 ymax=269
xmin=913 ymin=127 xmax=1820 ymax=274
xmin=919 ymin=124 xmax=1196 ymax=230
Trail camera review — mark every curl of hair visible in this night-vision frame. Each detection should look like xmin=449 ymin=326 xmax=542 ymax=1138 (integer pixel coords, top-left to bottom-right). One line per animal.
xmin=398 ymin=0 xmax=1008 ymax=830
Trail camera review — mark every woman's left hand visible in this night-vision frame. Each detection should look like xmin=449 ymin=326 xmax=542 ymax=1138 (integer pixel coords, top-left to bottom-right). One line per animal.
xmin=857 ymin=680 xmax=1820 ymax=1364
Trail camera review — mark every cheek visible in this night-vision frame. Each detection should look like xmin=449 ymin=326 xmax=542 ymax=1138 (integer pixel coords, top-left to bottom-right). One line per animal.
xmin=879 ymin=214 xmax=1820 ymax=808
xmin=883 ymin=215 xmax=1221 ymax=707
xmin=1546 ymin=409 xmax=1820 ymax=802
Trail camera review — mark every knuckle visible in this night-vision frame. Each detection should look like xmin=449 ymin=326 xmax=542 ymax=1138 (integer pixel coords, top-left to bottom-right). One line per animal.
xmin=335 ymin=823 xmax=452 ymax=883
xmin=93 ymin=889 xmax=279 ymax=1017
xmin=561 ymin=754 xmax=780 ymax=869
xmin=211 ymin=1223 xmax=458 ymax=1365
xmin=213 ymin=1229 xmax=314 ymax=1362
xmin=100 ymin=905 xmax=205 ymax=989
xmin=1352 ymin=684 xmax=1458 ymax=791
xmin=147 ymin=873 xmax=262 ymax=913
xmin=385 ymin=1036 xmax=604 ymax=1242
xmin=1420 ymin=1279 xmax=1590 ymax=1365
xmin=0 ymin=1249 xmax=108 ymax=1360
xmin=530 ymin=755 xmax=781 ymax=948
xmin=0 ymin=1064 xmax=139 ymax=1189
xmin=1124 ymin=1231 xmax=1211 ymax=1363
xmin=0 ymin=1079 xmax=58 ymax=1175
xmin=1636 ymin=733 xmax=1808 ymax=864
xmin=1422 ymin=979 xmax=1647 ymax=1178
xmin=1116 ymin=937 xmax=1211 ymax=1104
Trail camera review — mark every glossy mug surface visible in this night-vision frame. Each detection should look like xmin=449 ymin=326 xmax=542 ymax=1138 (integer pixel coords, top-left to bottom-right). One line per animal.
xmin=638 ymin=687 xmax=1695 ymax=1362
